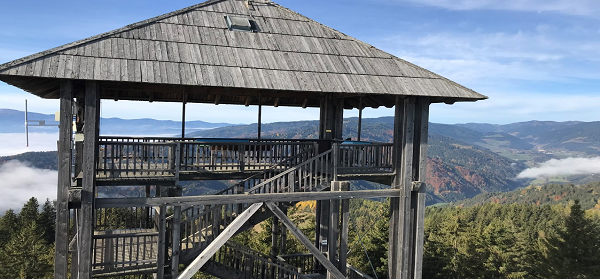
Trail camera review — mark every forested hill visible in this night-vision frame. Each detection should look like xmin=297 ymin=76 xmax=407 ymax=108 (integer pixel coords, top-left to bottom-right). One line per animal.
xmin=0 ymin=151 xmax=57 ymax=170
xmin=189 ymin=117 xmax=528 ymax=202
xmin=457 ymin=181 xmax=600 ymax=209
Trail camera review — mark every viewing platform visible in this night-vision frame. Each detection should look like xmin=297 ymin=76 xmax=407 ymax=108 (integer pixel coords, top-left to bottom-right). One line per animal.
xmin=94 ymin=137 xmax=395 ymax=186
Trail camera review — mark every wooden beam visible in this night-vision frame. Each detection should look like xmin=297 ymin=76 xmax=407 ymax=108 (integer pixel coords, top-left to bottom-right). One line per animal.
xmin=412 ymin=97 xmax=430 ymax=278
xmin=95 ymin=189 xmax=400 ymax=208
xmin=214 ymin=94 xmax=221 ymax=105
xmin=79 ymin=81 xmax=100 ymax=278
xmin=339 ymin=182 xmax=350 ymax=276
xmin=265 ymin=202 xmax=345 ymax=279
xmin=171 ymin=205 xmax=182 ymax=278
xmin=178 ymin=203 xmax=264 ymax=279
xmin=55 ymin=80 xmax=73 ymax=279
xmin=390 ymin=96 xmax=417 ymax=279
xmin=156 ymin=205 xmax=166 ymax=278
xmin=328 ymin=182 xmax=341 ymax=275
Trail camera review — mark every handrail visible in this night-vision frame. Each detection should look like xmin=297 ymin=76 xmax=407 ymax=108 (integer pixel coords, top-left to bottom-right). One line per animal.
xmin=246 ymin=149 xmax=333 ymax=194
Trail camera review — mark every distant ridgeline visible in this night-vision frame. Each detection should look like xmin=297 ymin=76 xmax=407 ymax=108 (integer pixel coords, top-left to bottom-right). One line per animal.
xmin=457 ymin=181 xmax=600 ymax=210
xmin=2 ymin=117 xmax=600 ymax=204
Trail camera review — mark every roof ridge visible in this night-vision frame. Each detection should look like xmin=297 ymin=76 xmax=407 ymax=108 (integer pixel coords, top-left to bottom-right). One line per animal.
xmin=0 ymin=0 xmax=229 ymax=72
xmin=268 ymin=0 xmax=487 ymax=99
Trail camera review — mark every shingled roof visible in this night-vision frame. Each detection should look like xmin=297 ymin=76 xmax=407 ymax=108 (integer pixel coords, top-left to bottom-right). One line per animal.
xmin=0 ymin=0 xmax=486 ymax=108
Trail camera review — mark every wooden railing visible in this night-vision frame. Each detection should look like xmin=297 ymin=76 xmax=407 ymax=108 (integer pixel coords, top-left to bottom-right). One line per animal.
xmin=178 ymin=141 xmax=315 ymax=173
xmin=246 ymin=149 xmax=333 ymax=194
xmin=92 ymin=230 xmax=159 ymax=275
xmin=97 ymin=141 xmax=177 ymax=178
xmin=213 ymin=242 xmax=309 ymax=279
xmin=96 ymin=137 xmax=317 ymax=180
xmin=334 ymin=142 xmax=394 ymax=175
xmin=95 ymin=206 xmax=156 ymax=230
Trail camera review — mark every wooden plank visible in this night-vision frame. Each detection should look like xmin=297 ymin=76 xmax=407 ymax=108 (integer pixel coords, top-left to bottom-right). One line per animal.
xmin=95 ymin=189 xmax=400 ymax=208
xmin=413 ymin=97 xmax=430 ymax=279
xmin=54 ymin=80 xmax=73 ymax=279
xmin=328 ymin=181 xmax=341 ymax=273
xmin=171 ymin=205 xmax=182 ymax=278
xmin=339 ymin=182 xmax=350 ymax=276
xmin=178 ymin=203 xmax=264 ymax=279
xmin=79 ymin=81 xmax=99 ymax=278
xmin=156 ymin=205 xmax=166 ymax=278
xmin=265 ymin=202 xmax=345 ymax=279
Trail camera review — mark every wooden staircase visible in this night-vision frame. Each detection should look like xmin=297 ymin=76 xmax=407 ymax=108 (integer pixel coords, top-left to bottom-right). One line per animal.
xmin=90 ymin=140 xmax=393 ymax=278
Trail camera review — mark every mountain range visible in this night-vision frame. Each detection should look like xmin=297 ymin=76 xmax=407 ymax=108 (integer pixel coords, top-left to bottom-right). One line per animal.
xmin=2 ymin=108 xmax=599 ymax=204
xmin=0 ymin=108 xmax=232 ymax=135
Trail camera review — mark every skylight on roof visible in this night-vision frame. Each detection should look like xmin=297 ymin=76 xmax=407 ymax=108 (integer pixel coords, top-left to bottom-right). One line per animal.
xmin=225 ymin=15 xmax=257 ymax=32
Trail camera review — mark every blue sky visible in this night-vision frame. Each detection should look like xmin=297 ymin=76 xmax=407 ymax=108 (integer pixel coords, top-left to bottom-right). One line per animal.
xmin=1 ymin=0 xmax=599 ymax=124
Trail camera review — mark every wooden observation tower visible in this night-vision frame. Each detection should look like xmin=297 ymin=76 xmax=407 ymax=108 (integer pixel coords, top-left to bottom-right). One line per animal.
xmin=0 ymin=0 xmax=486 ymax=278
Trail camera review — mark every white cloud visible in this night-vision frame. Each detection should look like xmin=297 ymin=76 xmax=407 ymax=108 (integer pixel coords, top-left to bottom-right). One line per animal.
xmin=380 ymin=28 xmax=600 ymax=85
xmin=517 ymin=157 xmax=600 ymax=179
xmin=0 ymin=160 xmax=57 ymax=213
xmin=396 ymin=0 xmax=600 ymax=16
xmin=0 ymin=133 xmax=58 ymax=156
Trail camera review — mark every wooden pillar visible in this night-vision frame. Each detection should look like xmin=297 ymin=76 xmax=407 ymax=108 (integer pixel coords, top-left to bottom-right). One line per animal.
xmin=339 ymin=182 xmax=350 ymax=276
xmin=280 ymin=207 xmax=287 ymax=256
xmin=412 ymin=97 xmax=429 ymax=278
xmin=157 ymin=205 xmax=167 ymax=278
xmin=55 ymin=80 xmax=73 ymax=279
xmin=327 ymin=181 xmax=341 ymax=279
xmin=388 ymin=96 xmax=430 ymax=279
xmin=271 ymin=215 xmax=279 ymax=257
xmin=171 ymin=205 xmax=182 ymax=278
xmin=79 ymin=81 xmax=100 ymax=278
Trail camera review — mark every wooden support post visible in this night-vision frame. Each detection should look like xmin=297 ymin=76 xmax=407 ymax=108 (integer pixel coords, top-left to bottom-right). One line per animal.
xmin=339 ymin=182 xmax=350 ymax=276
xmin=157 ymin=205 xmax=167 ymax=278
xmin=389 ymin=96 xmax=430 ymax=279
xmin=55 ymin=80 xmax=73 ymax=279
xmin=78 ymin=81 xmax=99 ymax=278
xmin=271 ymin=214 xmax=279 ymax=258
xmin=412 ymin=97 xmax=430 ymax=278
xmin=280 ymin=207 xmax=287 ymax=256
xmin=265 ymin=202 xmax=345 ymax=279
xmin=258 ymin=93 xmax=262 ymax=139
xmin=357 ymin=97 xmax=363 ymax=141
xmin=333 ymin=98 xmax=344 ymax=140
xmin=181 ymin=98 xmax=187 ymax=138
xmin=171 ymin=205 xmax=182 ymax=278
xmin=178 ymin=203 xmax=264 ymax=279
xmin=328 ymin=181 xmax=341 ymax=278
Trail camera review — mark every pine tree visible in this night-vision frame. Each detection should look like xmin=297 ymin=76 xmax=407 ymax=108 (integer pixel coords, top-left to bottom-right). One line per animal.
xmin=19 ymin=197 xmax=40 ymax=225
xmin=38 ymin=199 xmax=56 ymax=244
xmin=541 ymin=200 xmax=600 ymax=278
xmin=0 ymin=222 xmax=54 ymax=279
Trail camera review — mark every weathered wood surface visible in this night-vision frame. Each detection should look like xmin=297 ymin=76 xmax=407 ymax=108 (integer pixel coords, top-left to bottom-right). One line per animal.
xmin=95 ymin=189 xmax=400 ymax=208
xmin=178 ymin=202 xmax=264 ymax=279
xmin=0 ymin=0 xmax=486 ymax=103
xmin=79 ymin=81 xmax=99 ymax=278
xmin=266 ymin=202 xmax=345 ymax=279
xmin=55 ymin=80 xmax=73 ymax=279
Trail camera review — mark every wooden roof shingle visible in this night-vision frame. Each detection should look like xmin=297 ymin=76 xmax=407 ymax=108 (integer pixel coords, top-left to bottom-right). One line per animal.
xmin=0 ymin=0 xmax=486 ymax=106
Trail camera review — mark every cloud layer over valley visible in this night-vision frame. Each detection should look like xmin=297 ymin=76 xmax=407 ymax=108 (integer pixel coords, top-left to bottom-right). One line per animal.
xmin=517 ymin=157 xmax=600 ymax=179
xmin=0 ymin=160 xmax=57 ymax=213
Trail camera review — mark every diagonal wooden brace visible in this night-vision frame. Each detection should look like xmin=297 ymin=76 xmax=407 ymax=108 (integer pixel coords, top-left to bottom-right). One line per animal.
xmin=265 ymin=202 xmax=345 ymax=279
xmin=178 ymin=202 xmax=264 ymax=279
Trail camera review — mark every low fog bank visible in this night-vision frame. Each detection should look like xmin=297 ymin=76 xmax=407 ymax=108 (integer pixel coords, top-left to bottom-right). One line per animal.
xmin=517 ymin=157 xmax=600 ymax=179
xmin=0 ymin=160 xmax=57 ymax=213
xmin=0 ymin=132 xmax=58 ymax=156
